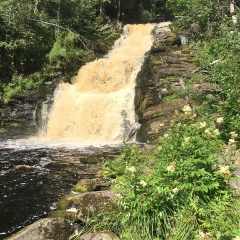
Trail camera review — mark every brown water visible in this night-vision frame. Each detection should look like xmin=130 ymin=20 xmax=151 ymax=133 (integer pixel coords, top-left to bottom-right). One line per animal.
xmin=42 ymin=24 xmax=155 ymax=144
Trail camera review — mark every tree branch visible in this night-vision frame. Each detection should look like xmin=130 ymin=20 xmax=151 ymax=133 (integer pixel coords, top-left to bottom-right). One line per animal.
xmin=28 ymin=18 xmax=92 ymax=51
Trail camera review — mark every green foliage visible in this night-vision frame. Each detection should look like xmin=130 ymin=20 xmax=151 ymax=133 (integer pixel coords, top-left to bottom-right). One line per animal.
xmin=194 ymin=29 xmax=240 ymax=138
xmin=167 ymin=0 xmax=231 ymax=39
xmin=100 ymin=109 xmax=240 ymax=239
xmin=48 ymin=33 xmax=95 ymax=75
xmin=0 ymin=73 xmax=44 ymax=103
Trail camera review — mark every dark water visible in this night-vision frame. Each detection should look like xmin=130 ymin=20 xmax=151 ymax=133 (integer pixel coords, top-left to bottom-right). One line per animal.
xmin=0 ymin=126 xmax=122 ymax=239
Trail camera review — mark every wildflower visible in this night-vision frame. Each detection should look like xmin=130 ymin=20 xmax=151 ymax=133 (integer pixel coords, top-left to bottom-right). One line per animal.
xmin=126 ymin=166 xmax=136 ymax=174
xmin=233 ymin=236 xmax=240 ymax=240
xmin=177 ymin=123 xmax=181 ymax=126
xmin=203 ymin=128 xmax=212 ymax=138
xmin=230 ymin=131 xmax=238 ymax=139
xmin=182 ymin=105 xmax=192 ymax=115
xmin=198 ymin=231 xmax=212 ymax=240
xmin=216 ymin=117 xmax=224 ymax=124
xmin=220 ymin=165 xmax=232 ymax=180
xmin=172 ymin=188 xmax=179 ymax=193
xmin=220 ymin=165 xmax=230 ymax=174
xmin=182 ymin=137 xmax=190 ymax=146
xmin=167 ymin=162 xmax=176 ymax=173
xmin=140 ymin=180 xmax=147 ymax=188
xmin=164 ymin=133 xmax=169 ymax=138
xmin=228 ymin=138 xmax=235 ymax=145
xmin=159 ymin=123 xmax=165 ymax=127
xmin=213 ymin=129 xmax=220 ymax=136
xmin=158 ymin=146 xmax=162 ymax=151
xmin=199 ymin=121 xmax=207 ymax=128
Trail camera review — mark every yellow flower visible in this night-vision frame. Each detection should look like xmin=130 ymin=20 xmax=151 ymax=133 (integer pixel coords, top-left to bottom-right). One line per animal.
xmin=167 ymin=162 xmax=176 ymax=173
xmin=140 ymin=180 xmax=147 ymax=188
xmin=216 ymin=117 xmax=224 ymax=124
xmin=159 ymin=123 xmax=165 ymax=127
xmin=199 ymin=121 xmax=207 ymax=128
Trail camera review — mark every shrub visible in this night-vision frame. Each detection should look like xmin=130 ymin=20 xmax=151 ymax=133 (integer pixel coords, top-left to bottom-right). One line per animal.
xmin=101 ymin=108 xmax=239 ymax=239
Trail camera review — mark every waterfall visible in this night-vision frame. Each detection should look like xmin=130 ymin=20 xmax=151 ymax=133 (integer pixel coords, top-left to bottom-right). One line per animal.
xmin=41 ymin=24 xmax=155 ymax=144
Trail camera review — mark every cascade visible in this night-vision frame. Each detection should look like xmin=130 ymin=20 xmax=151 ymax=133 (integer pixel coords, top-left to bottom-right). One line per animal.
xmin=41 ymin=24 xmax=155 ymax=144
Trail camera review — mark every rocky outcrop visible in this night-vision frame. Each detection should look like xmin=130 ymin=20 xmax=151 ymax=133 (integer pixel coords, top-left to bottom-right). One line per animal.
xmin=49 ymin=190 xmax=117 ymax=223
xmin=135 ymin=23 xmax=197 ymax=142
xmin=6 ymin=218 xmax=72 ymax=240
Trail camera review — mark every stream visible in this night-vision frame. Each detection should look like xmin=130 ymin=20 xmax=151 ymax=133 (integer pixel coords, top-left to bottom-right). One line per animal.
xmin=0 ymin=126 xmax=122 ymax=239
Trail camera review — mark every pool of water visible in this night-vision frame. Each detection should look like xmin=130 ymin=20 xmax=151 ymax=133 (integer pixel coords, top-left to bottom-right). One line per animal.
xmin=0 ymin=132 xmax=122 ymax=239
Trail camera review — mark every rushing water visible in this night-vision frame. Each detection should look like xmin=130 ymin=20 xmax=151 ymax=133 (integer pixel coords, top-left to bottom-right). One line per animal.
xmin=41 ymin=24 xmax=155 ymax=143
xmin=0 ymin=24 xmax=156 ymax=239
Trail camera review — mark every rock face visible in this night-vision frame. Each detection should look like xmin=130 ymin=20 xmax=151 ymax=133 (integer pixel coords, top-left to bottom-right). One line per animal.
xmin=7 ymin=218 xmax=72 ymax=240
xmin=135 ymin=23 xmax=197 ymax=142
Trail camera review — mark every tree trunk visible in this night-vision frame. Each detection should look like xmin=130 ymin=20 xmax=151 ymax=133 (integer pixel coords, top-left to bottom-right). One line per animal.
xmin=100 ymin=0 xmax=105 ymax=17
xmin=230 ymin=1 xmax=238 ymax=24
xmin=117 ymin=0 xmax=121 ymax=20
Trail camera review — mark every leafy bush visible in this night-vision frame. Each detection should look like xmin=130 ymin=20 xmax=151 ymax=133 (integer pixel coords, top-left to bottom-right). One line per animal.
xmin=100 ymin=107 xmax=240 ymax=239
xmin=48 ymin=33 xmax=95 ymax=76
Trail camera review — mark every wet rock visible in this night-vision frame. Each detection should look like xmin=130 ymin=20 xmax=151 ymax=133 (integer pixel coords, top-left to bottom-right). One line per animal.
xmin=51 ymin=191 xmax=117 ymax=222
xmin=7 ymin=218 xmax=72 ymax=240
xmin=135 ymin=23 xmax=198 ymax=143
xmin=73 ymin=178 xmax=110 ymax=193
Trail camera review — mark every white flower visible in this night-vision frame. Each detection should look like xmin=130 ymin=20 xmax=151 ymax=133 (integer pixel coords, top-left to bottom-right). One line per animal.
xmin=204 ymin=128 xmax=212 ymax=138
xmin=219 ymin=165 xmax=232 ymax=180
xmin=126 ymin=166 xmax=136 ymax=173
xmin=198 ymin=231 xmax=212 ymax=240
xmin=172 ymin=188 xmax=179 ymax=193
xmin=158 ymin=146 xmax=162 ymax=151
xmin=220 ymin=165 xmax=230 ymax=174
xmin=182 ymin=105 xmax=192 ymax=115
xmin=228 ymin=138 xmax=235 ymax=145
xmin=164 ymin=133 xmax=169 ymax=138
xmin=167 ymin=162 xmax=176 ymax=173
xmin=216 ymin=117 xmax=224 ymax=124
xmin=230 ymin=131 xmax=238 ymax=139
xmin=140 ymin=180 xmax=147 ymax=188
xmin=213 ymin=129 xmax=220 ymax=136
xmin=233 ymin=236 xmax=240 ymax=240
xmin=159 ymin=123 xmax=165 ymax=127
xmin=177 ymin=123 xmax=181 ymax=126
xmin=182 ymin=137 xmax=190 ymax=145
xmin=199 ymin=121 xmax=207 ymax=128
